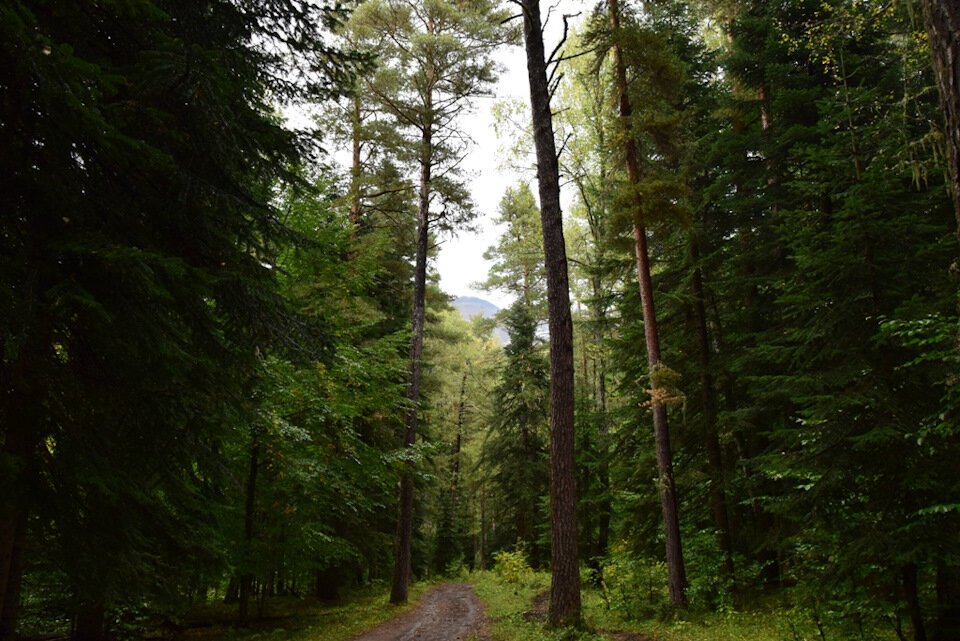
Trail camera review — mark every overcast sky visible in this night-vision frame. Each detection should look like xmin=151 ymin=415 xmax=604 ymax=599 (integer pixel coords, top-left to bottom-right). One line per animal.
xmin=433 ymin=44 xmax=527 ymax=311
xmin=436 ymin=6 xmax=583 ymax=311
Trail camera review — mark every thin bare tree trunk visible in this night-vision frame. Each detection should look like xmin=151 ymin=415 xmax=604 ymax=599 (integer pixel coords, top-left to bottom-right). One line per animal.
xmin=590 ymin=278 xmax=611 ymax=560
xmin=519 ymin=0 xmax=580 ymax=626
xmin=349 ymin=97 xmax=362 ymax=231
xmin=608 ymin=0 xmax=687 ymax=608
xmin=479 ymin=484 xmax=487 ymax=571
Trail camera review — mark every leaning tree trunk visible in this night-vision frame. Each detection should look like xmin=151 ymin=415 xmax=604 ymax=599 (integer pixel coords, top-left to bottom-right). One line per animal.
xmin=520 ymin=0 xmax=581 ymax=626
xmin=608 ymin=0 xmax=687 ymax=608
xmin=390 ymin=120 xmax=432 ymax=605
xmin=922 ymin=0 xmax=960 ymax=232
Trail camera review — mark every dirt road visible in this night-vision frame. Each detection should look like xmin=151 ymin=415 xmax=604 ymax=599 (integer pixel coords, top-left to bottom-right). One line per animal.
xmin=349 ymin=583 xmax=486 ymax=641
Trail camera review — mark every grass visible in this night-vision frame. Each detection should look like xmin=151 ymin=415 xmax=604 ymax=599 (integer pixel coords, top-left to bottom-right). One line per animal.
xmin=470 ymin=570 xmax=895 ymax=641
xmin=178 ymin=582 xmax=431 ymax=641
xmin=470 ymin=571 xmax=606 ymax=641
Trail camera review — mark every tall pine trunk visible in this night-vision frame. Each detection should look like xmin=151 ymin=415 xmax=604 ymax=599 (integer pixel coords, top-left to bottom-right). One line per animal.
xmin=922 ymin=0 xmax=960 ymax=230
xmin=607 ymin=0 xmax=686 ymax=608
xmin=519 ymin=0 xmax=580 ymax=625
xmin=921 ymin=11 xmax=960 ymax=636
xmin=390 ymin=120 xmax=432 ymax=605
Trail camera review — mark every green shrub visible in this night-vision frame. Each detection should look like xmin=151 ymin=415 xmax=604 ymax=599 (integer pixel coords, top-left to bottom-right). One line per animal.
xmin=442 ymin=556 xmax=469 ymax=580
xmin=493 ymin=548 xmax=534 ymax=585
xmin=598 ymin=544 xmax=669 ymax=620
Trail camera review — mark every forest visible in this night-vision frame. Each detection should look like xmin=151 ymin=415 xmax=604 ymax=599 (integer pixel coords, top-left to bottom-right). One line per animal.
xmin=1 ymin=1 xmax=959 ymax=641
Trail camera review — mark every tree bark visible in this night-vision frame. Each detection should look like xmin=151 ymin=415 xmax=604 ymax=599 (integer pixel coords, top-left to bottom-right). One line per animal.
xmin=73 ymin=604 xmax=105 ymax=641
xmin=922 ymin=0 xmax=960 ymax=233
xmin=902 ymin=563 xmax=928 ymax=641
xmin=349 ymin=97 xmax=363 ymax=231
xmin=479 ymin=484 xmax=487 ymax=571
xmin=390 ymin=118 xmax=432 ymax=605
xmin=934 ymin=563 xmax=960 ymax=641
xmin=690 ymin=245 xmax=734 ymax=586
xmin=608 ymin=0 xmax=687 ymax=608
xmin=520 ymin=0 xmax=580 ymax=626
xmin=0 ymin=515 xmax=26 ymax=641
xmin=0 ymin=415 xmax=32 ymax=641
xmin=238 ymin=436 xmax=260 ymax=624
xmin=453 ymin=371 xmax=467 ymax=505
xmin=591 ymin=280 xmax=611 ymax=560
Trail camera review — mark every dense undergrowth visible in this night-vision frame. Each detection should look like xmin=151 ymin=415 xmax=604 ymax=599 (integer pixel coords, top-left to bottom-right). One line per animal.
xmin=471 ymin=552 xmax=902 ymax=641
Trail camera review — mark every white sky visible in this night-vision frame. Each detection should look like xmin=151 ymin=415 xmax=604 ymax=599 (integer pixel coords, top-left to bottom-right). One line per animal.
xmin=433 ymin=45 xmax=527 ymax=311
xmin=436 ymin=7 xmax=583 ymax=310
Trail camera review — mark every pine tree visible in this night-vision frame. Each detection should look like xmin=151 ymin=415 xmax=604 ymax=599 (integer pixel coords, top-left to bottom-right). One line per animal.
xmin=346 ymin=0 xmax=509 ymax=602
xmin=516 ymin=0 xmax=581 ymax=624
xmin=0 ymin=1 xmax=358 ymax=637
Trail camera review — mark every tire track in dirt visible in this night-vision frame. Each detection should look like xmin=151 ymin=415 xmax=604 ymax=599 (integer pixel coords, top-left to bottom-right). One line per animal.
xmin=349 ymin=583 xmax=486 ymax=641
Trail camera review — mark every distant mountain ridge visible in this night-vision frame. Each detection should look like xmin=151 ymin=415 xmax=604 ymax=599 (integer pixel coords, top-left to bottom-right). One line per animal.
xmin=453 ymin=296 xmax=499 ymax=320
xmin=452 ymin=296 xmax=507 ymax=344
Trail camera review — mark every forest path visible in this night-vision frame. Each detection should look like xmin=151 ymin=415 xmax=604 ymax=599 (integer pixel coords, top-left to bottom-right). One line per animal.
xmin=348 ymin=583 xmax=487 ymax=641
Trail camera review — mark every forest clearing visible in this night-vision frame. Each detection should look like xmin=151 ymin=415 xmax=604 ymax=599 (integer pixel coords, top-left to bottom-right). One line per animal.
xmin=2 ymin=1 xmax=960 ymax=641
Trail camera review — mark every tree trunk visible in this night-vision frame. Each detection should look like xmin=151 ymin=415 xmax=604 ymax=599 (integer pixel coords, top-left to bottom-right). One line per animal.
xmin=453 ymin=371 xmax=467 ymax=508
xmin=902 ymin=564 xmax=928 ymax=641
xmin=608 ymin=0 xmax=687 ymax=608
xmin=934 ymin=563 xmax=960 ymax=641
xmin=690 ymin=246 xmax=734 ymax=586
xmin=239 ymin=437 xmax=260 ymax=624
xmin=224 ymin=576 xmax=239 ymax=604
xmin=922 ymin=9 xmax=960 ymax=633
xmin=0 ymin=515 xmax=26 ymax=641
xmin=479 ymin=484 xmax=487 ymax=571
xmin=73 ymin=604 xmax=105 ymax=641
xmin=593 ymin=286 xmax=611 ymax=560
xmin=0 ymin=417 xmax=32 ymax=641
xmin=349 ymin=97 xmax=363 ymax=231
xmin=921 ymin=0 xmax=960 ymax=232
xmin=520 ymin=0 xmax=580 ymax=626
xmin=390 ymin=118 xmax=432 ymax=605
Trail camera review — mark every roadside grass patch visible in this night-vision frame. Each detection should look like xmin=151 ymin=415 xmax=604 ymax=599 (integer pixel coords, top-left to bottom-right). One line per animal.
xmin=472 ymin=570 xmax=899 ymax=641
xmin=182 ymin=582 xmax=430 ymax=641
